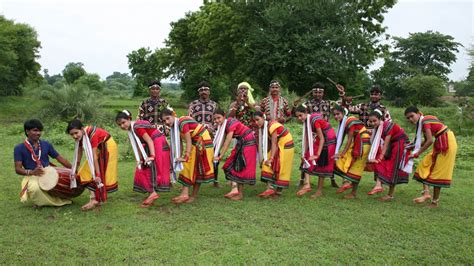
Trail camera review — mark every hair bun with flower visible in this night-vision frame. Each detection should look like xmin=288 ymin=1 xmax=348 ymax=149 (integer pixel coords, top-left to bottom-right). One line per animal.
xmin=122 ymin=109 xmax=131 ymax=118
xmin=374 ymin=109 xmax=383 ymax=117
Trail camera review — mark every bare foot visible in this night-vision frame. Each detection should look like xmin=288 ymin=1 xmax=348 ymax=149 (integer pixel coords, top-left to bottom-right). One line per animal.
xmin=296 ymin=186 xmax=312 ymax=197
xmin=310 ymin=190 xmax=323 ymax=199
xmin=343 ymin=194 xmax=356 ymax=199
xmin=224 ymin=190 xmax=239 ymax=198
xmin=413 ymin=194 xmax=431 ymax=203
xmin=378 ymin=195 xmax=394 ymax=202
xmin=229 ymin=193 xmax=242 ymax=201
xmin=172 ymin=195 xmax=189 ymax=204
xmin=428 ymin=200 xmax=439 ymax=208
xmin=184 ymin=196 xmax=195 ymax=203
xmin=81 ymin=200 xmax=99 ymax=211
xmin=330 ymin=179 xmax=339 ymax=188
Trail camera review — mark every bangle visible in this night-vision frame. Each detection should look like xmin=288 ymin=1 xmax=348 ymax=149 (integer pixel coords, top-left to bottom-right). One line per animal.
xmin=413 ymin=153 xmax=419 ymax=158
xmin=183 ymin=155 xmax=189 ymax=162
xmin=26 ymin=170 xmax=30 ymax=176
xmin=149 ymin=154 xmax=155 ymax=158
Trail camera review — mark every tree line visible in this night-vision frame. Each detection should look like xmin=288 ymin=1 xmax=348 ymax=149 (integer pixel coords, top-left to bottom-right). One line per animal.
xmin=0 ymin=1 xmax=472 ymax=106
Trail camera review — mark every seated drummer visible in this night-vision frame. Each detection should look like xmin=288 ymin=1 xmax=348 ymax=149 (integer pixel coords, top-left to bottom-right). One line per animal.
xmin=14 ymin=119 xmax=73 ymax=207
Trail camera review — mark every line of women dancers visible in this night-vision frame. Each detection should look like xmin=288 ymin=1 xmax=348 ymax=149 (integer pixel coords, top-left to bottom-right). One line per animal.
xmin=111 ymin=104 xmax=456 ymax=209
xmin=15 ymin=104 xmax=457 ymax=210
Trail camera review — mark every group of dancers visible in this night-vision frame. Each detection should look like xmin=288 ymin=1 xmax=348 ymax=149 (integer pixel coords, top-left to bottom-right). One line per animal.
xmin=14 ymin=80 xmax=457 ymax=210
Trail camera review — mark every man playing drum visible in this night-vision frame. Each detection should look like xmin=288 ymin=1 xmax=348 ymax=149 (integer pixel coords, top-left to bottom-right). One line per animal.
xmin=14 ymin=119 xmax=77 ymax=207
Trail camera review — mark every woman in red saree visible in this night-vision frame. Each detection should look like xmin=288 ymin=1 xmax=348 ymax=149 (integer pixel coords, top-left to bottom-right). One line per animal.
xmin=116 ymin=110 xmax=170 ymax=208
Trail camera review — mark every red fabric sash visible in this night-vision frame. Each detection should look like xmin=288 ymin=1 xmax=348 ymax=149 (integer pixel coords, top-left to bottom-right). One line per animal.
xmin=434 ymin=128 xmax=449 ymax=154
xmin=271 ymin=147 xmax=281 ymax=175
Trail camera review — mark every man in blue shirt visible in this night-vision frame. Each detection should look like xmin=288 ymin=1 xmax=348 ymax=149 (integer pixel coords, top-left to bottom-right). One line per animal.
xmin=14 ymin=119 xmax=73 ymax=207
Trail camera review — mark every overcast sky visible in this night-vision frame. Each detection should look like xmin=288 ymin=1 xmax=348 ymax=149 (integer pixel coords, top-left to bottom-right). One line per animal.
xmin=1 ymin=0 xmax=472 ymax=81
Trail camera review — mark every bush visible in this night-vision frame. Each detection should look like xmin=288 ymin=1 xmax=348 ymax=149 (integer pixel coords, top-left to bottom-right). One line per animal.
xmin=401 ymin=75 xmax=445 ymax=106
xmin=39 ymin=84 xmax=105 ymax=122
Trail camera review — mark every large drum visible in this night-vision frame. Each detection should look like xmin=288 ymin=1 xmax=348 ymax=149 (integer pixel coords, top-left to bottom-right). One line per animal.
xmin=38 ymin=166 xmax=84 ymax=199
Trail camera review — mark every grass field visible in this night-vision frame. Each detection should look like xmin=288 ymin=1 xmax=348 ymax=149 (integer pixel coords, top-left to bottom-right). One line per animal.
xmin=0 ymin=96 xmax=473 ymax=264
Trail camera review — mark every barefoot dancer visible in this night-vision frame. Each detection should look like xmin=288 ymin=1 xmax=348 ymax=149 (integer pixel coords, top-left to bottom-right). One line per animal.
xmin=404 ymin=106 xmax=457 ymax=208
xmin=294 ymin=106 xmax=336 ymax=199
xmin=66 ymin=119 xmax=118 ymax=211
xmin=162 ymin=108 xmax=215 ymax=204
xmin=116 ymin=110 xmax=171 ymax=208
xmin=367 ymin=110 xmax=410 ymax=201
xmin=253 ymin=111 xmax=295 ymax=198
xmin=332 ymin=106 xmax=371 ymax=199
xmin=213 ymin=109 xmax=257 ymax=200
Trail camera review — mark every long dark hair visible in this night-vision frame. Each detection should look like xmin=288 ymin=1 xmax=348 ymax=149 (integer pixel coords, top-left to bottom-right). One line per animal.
xmin=65 ymin=119 xmax=84 ymax=133
xmin=115 ymin=110 xmax=132 ymax=122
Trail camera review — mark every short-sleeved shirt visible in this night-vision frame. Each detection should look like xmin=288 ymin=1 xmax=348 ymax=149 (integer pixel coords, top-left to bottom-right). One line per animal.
xmin=187 ymin=99 xmax=218 ymax=133
xmin=310 ymin=113 xmax=331 ymax=132
xmin=259 ymin=96 xmax=291 ymax=123
xmin=382 ymin=121 xmax=406 ymax=142
xmin=421 ymin=115 xmax=445 ymax=134
xmin=178 ymin=116 xmax=200 ymax=135
xmin=14 ymin=140 xmax=59 ymax=170
xmin=304 ymin=98 xmax=331 ymax=121
xmin=82 ymin=126 xmax=110 ymax=148
xmin=225 ymin=118 xmax=251 ymax=138
xmin=344 ymin=117 xmax=365 ymax=135
xmin=341 ymin=99 xmax=391 ymax=127
xmin=134 ymin=120 xmax=162 ymax=141
xmin=137 ymin=97 xmax=169 ymax=125
xmin=268 ymin=121 xmax=289 ymax=139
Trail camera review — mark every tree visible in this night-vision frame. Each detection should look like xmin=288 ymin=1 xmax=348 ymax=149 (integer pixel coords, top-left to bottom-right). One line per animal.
xmin=373 ymin=31 xmax=462 ymax=101
xmin=0 ymin=15 xmax=41 ymax=96
xmin=129 ymin=1 xmax=396 ymax=102
xmin=392 ymin=31 xmax=461 ymax=80
xmin=127 ymin=48 xmax=163 ymax=96
xmin=75 ymin=73 xmax=104 ymax=91
xmin=62 ymin=62 xmax=86 ymax=84
xmin=401 ymin=75 xmax=445 ymax=106
xmin=105 ymin=72 xmax=135 ymax=91
xmin=456 ymin=45 xmax=474 ymax=97
xmin=43 ymin=69 xmax=64 ymax=85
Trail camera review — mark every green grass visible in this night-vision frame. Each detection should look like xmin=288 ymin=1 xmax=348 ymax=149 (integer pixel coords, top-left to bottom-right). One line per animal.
xmin=0 ymin=96 xmax=473 ymax=264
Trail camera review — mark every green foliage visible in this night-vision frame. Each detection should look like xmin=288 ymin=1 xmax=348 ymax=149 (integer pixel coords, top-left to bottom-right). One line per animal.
xmin=0 ymin=15 xmax=42 ymax=96
xmin=62 ymin=62 xmax=86 ymax=84
xmin=130 ymin=0 xmax=395 ymax=102
xmin=455 ymin=81 xmax=474 ymax=97
xmin=392 ymin=31 xmax=461 ymax=80
xmin=456 ymin=45 xmax=474 ymax=97
xmin=75 ymin=73 xmax=105 ymax=91
xmin=39 ymin=84 xmax=105 ymax=122
xmin=401 ymin=75 xmax=446 ymax=106
xmin=105 ymin=72 xmax=135 ymax=91
xmin=127 ymin=47 xmax=163 ymax=96
xmin=43 ymin=69 xmax=64 ymax=85
xmin=373 ymin=31 xmax=461 ymax=102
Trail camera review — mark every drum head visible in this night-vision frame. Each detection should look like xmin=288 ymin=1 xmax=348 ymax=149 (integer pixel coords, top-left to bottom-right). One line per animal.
xmin=38 ymin=166 xmax=59 ymax=191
